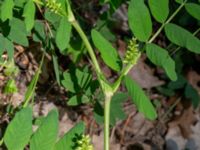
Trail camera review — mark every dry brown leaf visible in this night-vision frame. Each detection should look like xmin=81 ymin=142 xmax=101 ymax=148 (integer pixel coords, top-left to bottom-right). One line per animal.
xmin=128 ymin=55 xmax=165 ymax=89
xmin=168 ymin=105 xmax=197 ymax=138
xmin=187 ymin=70 xmax=200 ymax=94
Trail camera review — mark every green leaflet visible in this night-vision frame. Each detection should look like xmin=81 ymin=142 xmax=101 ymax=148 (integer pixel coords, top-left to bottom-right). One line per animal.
xmin=184 ymin=84 xmax=200 ymax=108
xmin=8 ymin=18 xmax=29 ymax=47
xmin=5 ymin=38 xmax=14 ymax=59
xmin=4 ymin=107 xmax=33 ymax=150
xmin=33 ymin=20 xmax=46 ymax=43
xmin=185 ymin=3 xmax=200 ymax=20
xmin=175 ymin=0 xmax=183 ymax=4
xmin=0 ymin=35 xmax=14 ymax=59
xmin=61 ymin=68 xmax=92 ymax=93
xmin=124 ymin=75 xmax=157 ymax=120
xmin=56 ymin=17 xmax=71 ymax=53
xmin=91 ymin=29 xmax=122 ymax=71
xmin=14 ymin=0 xmax=26 ymax=7
xmin=146 ymin=43 xmax=177 ymax=81
xmin=165 ymin=23 xmax=200 ymax=54
xmin=44 ymin=10 xmax=61 ymax=28
xmin=62 ymin=67 xmax=94 ymax=106
xmin=148 ymin=0 xmax=169 ymax=23
xmin=62 ymin=71 xmax=76 ymax=92
xmin=110 ymin=93 xmax=127 ymax=126
xmin=54 ymin=122 xmax=85 ymax=150
xmin=23 ymin=0 xmax=36 ymax=32
xmin=128 ymin=0 xmax=152 ymax=42
xmin=30 ymin=109 xmax=59 ymax=150
xmin=0 ymin=34 xmax=4 ymax=56
xmin=1 ymin=0 xmax=14 ymax=21
xmin=67 ymin=95 xmax=90 ymax=106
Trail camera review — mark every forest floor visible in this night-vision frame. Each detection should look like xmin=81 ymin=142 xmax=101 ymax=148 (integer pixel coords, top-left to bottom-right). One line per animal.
xmin=1 ymin=1 xmax=200 ymax=150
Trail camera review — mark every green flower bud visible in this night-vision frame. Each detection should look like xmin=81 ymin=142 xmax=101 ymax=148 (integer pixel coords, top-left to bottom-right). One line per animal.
xmin=45 ymin=0 xmax=65 ymax=16
xmin=74 ymin=134 xmax=94 ymax=150
xmin=123 ymin=38 xmax=141 ymax=65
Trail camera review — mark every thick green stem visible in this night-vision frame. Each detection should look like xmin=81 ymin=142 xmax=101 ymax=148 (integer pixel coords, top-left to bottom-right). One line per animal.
xmin=71 ymin=19 xmax=113 ymax=150
xmin=71 ymin=21 xmax=102 ymax=77
xmin=148 ymin=1 xmax=187 ymax=43
xmin=104 ymin=94 xmax=112 ymax=150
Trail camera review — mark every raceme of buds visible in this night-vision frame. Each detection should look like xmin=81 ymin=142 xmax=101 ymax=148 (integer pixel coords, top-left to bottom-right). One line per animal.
xmin=75 ymin=134 xmax=93 ymax=150
xmin=45 ymin=0 xmax=65 ymax=16
xmin=123 ymin=38 xmax=141 ymax=65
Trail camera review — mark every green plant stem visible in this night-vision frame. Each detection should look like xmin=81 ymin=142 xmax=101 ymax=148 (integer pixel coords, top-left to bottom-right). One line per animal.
xmin=193 ymin=27 xmax=200 ymax=35
xmin=113 ymin=63 xmax=133 ymax=92
xmin=104 ymin=94 xmax=112 ymax=150
xmin=71 ymin=19 xmax=113 ymax=150
xmin=148 ymin=1 xmax=187 ymax=43
xmin=71 ymin=20 xmax=102 ymax=79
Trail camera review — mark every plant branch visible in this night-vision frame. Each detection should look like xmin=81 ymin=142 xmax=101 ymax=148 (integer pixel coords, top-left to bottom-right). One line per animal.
xmin=71 ymin=18 xmax=115 ymax=150
xmin=71 ymin=21 xmax=105 ymax=82
xmin=148 ymin=1 xmax=187 ymax=43
xmin=112 ymin=63 xmax=133 ymax=93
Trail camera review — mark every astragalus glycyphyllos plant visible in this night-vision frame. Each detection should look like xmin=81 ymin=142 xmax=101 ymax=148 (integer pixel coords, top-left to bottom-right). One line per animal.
xmin=0 ymin=0 xmax=200 ymax=149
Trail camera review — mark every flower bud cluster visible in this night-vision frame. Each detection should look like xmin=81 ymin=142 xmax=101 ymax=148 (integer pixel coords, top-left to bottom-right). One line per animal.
xmin=123 ymin=38 xmax=141 ymax=65
xmin=75 ymin=134 xmax=93 ymax=150
xmin=45 ymin=0 xmax=63 ymax=15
